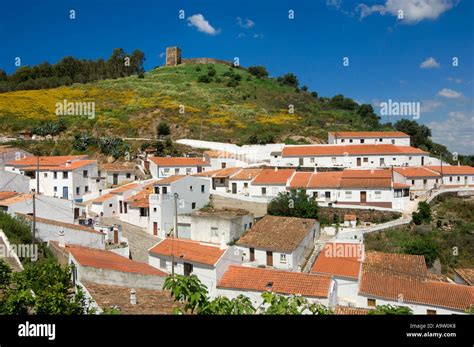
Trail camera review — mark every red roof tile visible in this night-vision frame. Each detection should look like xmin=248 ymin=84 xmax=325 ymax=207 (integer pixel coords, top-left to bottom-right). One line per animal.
xmin=0 ymin=191 xmax=20 ymax=201
xmin=427 ymin=166 xmax=474 ymax=175
xmin=149 ymin=157 xmax=210 ymax=167
xmin=230 ymin=168 xmax=263 ymax=180
xmin=149 ymin=238 xmax=226 ymax=266
xmin=218 ymin=266 xmax=332 ymax=298
xmin=282 ymin=144 xmax=426 ymax=157
xmin=330 ymin=131 xmax=409 ymax=138
xmin=252 ymin=168 xmax=295 ymax=185
xmin=6 ymin=155 xmax=88 ymax=167
xmin=394 ymin=167 xmax=441 ymax=178
xmin=67 ymin=244 xmax=166 ymax=276
xmin=19 ymin=214 xmax=101 ymax=234
xmin=311 ymin=243 xmax=362 ymax=279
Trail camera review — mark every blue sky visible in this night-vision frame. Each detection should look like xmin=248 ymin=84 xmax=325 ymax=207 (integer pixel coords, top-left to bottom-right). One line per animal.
xmin=1 ymin=0 xmax=473 ymax=153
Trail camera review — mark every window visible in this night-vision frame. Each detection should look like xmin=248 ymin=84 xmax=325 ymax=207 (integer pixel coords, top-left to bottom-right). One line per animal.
xmin=312 ymin=192 xmax=318 ymax=198
xmin=341 ymin=139 xmax=345 ymax=143
xmin=219 ymin=178 xmax=224 ymax=184
xmin=186 ymin=168 xmax=192 ymax=175
xmin=76 ymin=187 xmax=80 ymax=195
xmin=394 ymin=189 xmax=402 ymax=198
xmin=345 ymin=191 xmax=352 ymax=198
xmin=280 ymin=254 xmax=287 ymax=264
xmin=449 ymin=177 xmax=453 ymax=182
xmin=261 ymin=187 xmax=267 ymax=196
xmin=412 ymin=180 xmax=415 ymax=185
xmin=153 ymin=208 xmax=157 ymax=212
xmin=244 ymin=182 xmax=248 ymax=188
xmin=310 ymin=158 xmax=315 ymax=163
xmin=408 ymin=156 xmax=412 ymax=160
xmin=140 ymin=208 xmax=149 ymax=217
xmin=43 ymin=172 xmax=47 ymax=178
xmin=189 ymin=185 xmax=193 ymax=191
xmin=457 ymin=176 xmax=460 ymax=182
xmin=83 ymin=170 xmax=88 ymax=178
xmin=367 ymin=298 xmax=376 ymax=307
xmin=162 ymin=187 xmax=168 ymax=194
xmin=211 ymin=227 xmax=219 ymax=237
xmin=159 ymin=259 xmax=166 ymax=269
xmin=374 ymin=191 xmax=381 ymax=200
xmin=175 ymin=168 xmax=179 ymax=175
xmin=360 ymin=139 xmax=365 ymax=144
xmin=249 ymin=248 xmax=255 ymax=261
xmin=393 ymin=158 xmax=396 ymax=161
xmin=54 ymin=186 xmax=57 ymax=193
xmin=391 ymin=140 xmax=395 ymax=144
xmin=349 ymin=139 xmax=353 ymax=143
xmin=63 ymin=171 xmax=68 ymax=179
xmin=192 ymin=202 xmax=196 ymax=209
xmin=201 ymin=185 xmax=205 ymax=193
xmin=363 ymin=157 xmax=368 ymax=163
xmin=109 ymin=203 xmax=113 ymax=207
xmin=427 ymin=309 xmax=437 ymax=315
xmin=85 ymin=186 xmax=89 ymax=193
xmin=126 ymin=173 xmax=131 ymax=179
xmin=380 ymin=158 xmax=385 ymax=166
xmin=53 ymin=172 xmax=57 ymax=179
xmin=221 ymin=162 xmax=227 ymax=169
xmin=380 ymin=138 xmax=383 ymax=142
xmin=164 ymin=168 xmax=170 ymax=174
xmin=331 ymin=157 xmax=337 ymax=163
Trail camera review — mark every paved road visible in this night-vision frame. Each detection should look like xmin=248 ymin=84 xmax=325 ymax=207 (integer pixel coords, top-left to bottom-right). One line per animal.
xmin=101 ymin=217 xmax=159 ymax=263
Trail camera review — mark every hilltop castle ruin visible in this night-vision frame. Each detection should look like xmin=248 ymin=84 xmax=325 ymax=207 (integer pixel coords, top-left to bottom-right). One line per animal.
xmin=165 ymin=46 xmax=232 ymax=67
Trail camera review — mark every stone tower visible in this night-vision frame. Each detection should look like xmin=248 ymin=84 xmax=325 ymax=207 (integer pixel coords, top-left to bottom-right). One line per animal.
xmin=166 ymin=47 xmax=182 ymax=67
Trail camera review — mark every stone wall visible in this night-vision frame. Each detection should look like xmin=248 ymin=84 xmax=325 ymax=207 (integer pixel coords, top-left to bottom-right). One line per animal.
xmin=182 ymin=58 xmax=232 ymax=66
xmin=318 ymin=207 xmax=401 ymax=225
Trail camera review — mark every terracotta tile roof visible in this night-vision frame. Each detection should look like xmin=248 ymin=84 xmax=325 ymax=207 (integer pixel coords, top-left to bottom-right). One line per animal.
xmin=308 ymin=171 xmax=343 ymax=188
xmin=125 ymin=190 xmax=150 ymax=208
xmin=393 ymin=182 xmax=411 ymax=189
xmin=218 ymin=266 xmax=332 ymax=298
xmin=20 ymin=160 xmax=97 ymax=172
xmin=99 ymin=162 xmax=135 ymax=172
xmin=288 ymin=172 xmax=312 ymax=188
xmin=341 ymin=169 xmax=392 ymax=178
xmin=335 ymin=305 xmax=370 ymax=315
xmin=194 ymin=167 xmax=241 ymax=178
xmin=230 ymin=168 xmax=263 ymax=180
xmin=18 ymin=213 xmax=101 ymax=234
xmin=155 ymin=175 xmax=186 ymax=185
xmin=282 ymin=144 xmax=426 ymax=157
xmin=149 ymin=238 xmax=226 ymax=266
xmin=340 ymin=177 xmax=393 ymax=189
xmin=394 ymin=167 xmax=440 ymax=178
xmin=0 ymin=193 xmax=32 ymax=206
xmin=427 ymin=166 xmax=474 ymax=175
xmin=67 ymin=244 xmax=166 ymax=276
xmin=330 ymin=131 xmax=409 ymax=138
xmin=359 ymin=252 xmax=474 ymax=311
xmin=454 ymin=268 xmax=474 ymax=286
xmin=311 ymin=243 xmax=362 ymax=279
xmin=110 ymin=182 xmax=141 ymax=194
xmin=344 ymin=214 xmax=357 ymax=221
xmin=92 ymin=193 xmax=116 ymax=204
xmin=81 ymin=282 xmax=180 ymax=314
xmin=149 ymin=157 xmax=210 ymax=167
xmin=6 ymin=155 xmax=88 ymax=167
xmin=0 ymin=191 xmax=20 ymax=201
xmin=252 ymin=168 xmax=295 ymax=185
xmin=236 ymin=215 xmax=316 ymax=253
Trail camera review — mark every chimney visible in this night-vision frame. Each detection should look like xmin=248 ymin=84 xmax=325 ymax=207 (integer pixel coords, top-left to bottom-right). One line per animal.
xmin=58 ymin=229 xmax=65 ymax=248
xmin=274 ymin=167 xmax=278 ymax=172
xmin=370 ymin=169 xmax=374 ymax=174
xmin=66 ymin=160 xmax=71 ymax=167
xmin=130 ymin=289 xmax=137 ymax=305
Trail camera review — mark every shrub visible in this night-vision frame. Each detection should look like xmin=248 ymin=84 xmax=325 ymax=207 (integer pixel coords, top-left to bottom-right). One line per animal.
xmin=198 ymin=75 xmax=212 ymax=83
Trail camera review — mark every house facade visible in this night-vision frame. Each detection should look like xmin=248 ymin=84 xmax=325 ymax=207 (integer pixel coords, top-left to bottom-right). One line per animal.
xmin=328 ymin=131 xmax=411 ymax=146
xmin=148 ymin=157 xmax=211 ymax=179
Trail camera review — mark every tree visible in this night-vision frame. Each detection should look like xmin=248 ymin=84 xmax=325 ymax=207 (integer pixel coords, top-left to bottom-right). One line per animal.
xmin=277 ymin=73 xmax=299 ymax=88
xmin=247 ymin=66 xmax=269 ymax=79
xmin=394 ymin=119 xmax=432 ymax=149
xmin=156 ymin=122 xmax=171 ymax=137
xmin=198 ymin=75 xmax=212 ymax=83
xmin=163 ymin=274 xmax=332 ymax=315
xmin=267 ymin=190 xmax=319 ymax=219
xmin=368 ymin=304 xmax=413 ymax=315
xmin=412 ymin=201 xmax=431 ymax=225
xmin=401 ymin=238 xmax=439 ymax=267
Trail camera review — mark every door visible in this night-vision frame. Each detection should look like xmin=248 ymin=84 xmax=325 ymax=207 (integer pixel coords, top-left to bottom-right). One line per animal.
xmin=153 ymin=222 xmax=158 ymax=236
xmin=62 ymin=186 xmax=68 ymax=199
xmin=177 ymin=223 xmax=191 ymax=239
xmin=357 ymin=158 xmax=362 ymax=166
xmin=74 ymin=208 xmax=80 ymax=220
xmin=124 ymin=202 xmax=128 ymax=214
xmin=421 ymin=156 xmax=424 ymax=166
xmin=360 ymin=191 xmax=367 ymax=204
xmin=113 ymin=229 xmax=119 ymax=244
xmin=184 ymin=262 xmax=193 ymax=276
xmin=197 ymin=166 xmax=202 ymax=173
xmin=119 ymin=201 xmax=123 ymax=214
xmin=232 ymin=183 xmax=237 ymax=194
xmin=113 ymin=173 xmax=118 ymax=185
xmin=266 ymin=251 xmax=273 ymax=266
xmin=249 ymin=248 xmax=255 ymax=261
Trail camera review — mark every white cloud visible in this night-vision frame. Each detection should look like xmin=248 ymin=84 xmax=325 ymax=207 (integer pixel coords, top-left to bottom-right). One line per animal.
xmin=253 ymin=33 xmax=264 ymax=39
xmin=357 ymin=0 xmax=458 ymax=24
xmin=420 ymin=99 xmax=442 ymax=113
xmin=438 ymin=88 xmax=463 ymax=99
xmin=237 ymin=32 xmax=246 ymax=39
xmin=428 ymin=111 xmax=474 ymax=154
xmin=420 ymin=57 xmax=440 ymax=69
xmin=187 ymin=14 xmax=220 ymax=35
xmin=326 ymin=0 xmax=342 ymax=8
xmin=159 ymin=52 xmax=165 ymax=58
xmin=447 ymin=77 xmax=462 ymax=84
xmin=237 ymin=17 xmax=255 ymax=29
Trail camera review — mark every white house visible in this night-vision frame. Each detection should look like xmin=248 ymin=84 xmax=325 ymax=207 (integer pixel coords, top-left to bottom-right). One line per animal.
xmin=148 ymin=238 xmax=241 ymax=297
xmin=5 ymin=155 xmax=103 ymax=202
xmin=236 ymin=215 xmax=319 ymax=272
xmin=311 ymin=242 xmax=363 ymax=307
xmin=357 ymin=252 xmax=474 ymax=314
xmin=227 ymin=168 xmax=263 ymax=195
xmin=194 ymin=167 xmax=242 ymax=192
xmin=328 ymin=131 xmax=411 ymax=146
xmin=393 ymin=167 xmax=441 ymax=196
xmin=0 ymin=192 xmax=75 ymax=223
xmin=148 ymin=175 xmax=210 ymax=237
xmin=148 ymin=157 xmax=211 ymax=179
xmin=98 ymin=162 xmax=136 ymax=187
xmin=271 ymin=144 xmax=429 ymax=169
xmin=203 ymin=150 xmax=248 ymax=170
xmin=67 ymin=244 xmax=166 ymax=290
xmin=248 ymin=168 xmax=295 ymax=198
xmin=176 ymin=208 xmax=254 ymax=244
xmin=217 ymin=265 xmax=336 ymax=309
xmin=427 ymin=165 xmax=474 ymax=187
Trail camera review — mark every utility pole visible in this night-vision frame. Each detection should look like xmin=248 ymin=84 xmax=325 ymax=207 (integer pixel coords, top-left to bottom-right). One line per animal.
xmin=32 ymin=156 xmax=40 ymax=247
xmin=171 ymin=192 xmax=179 ymax=275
